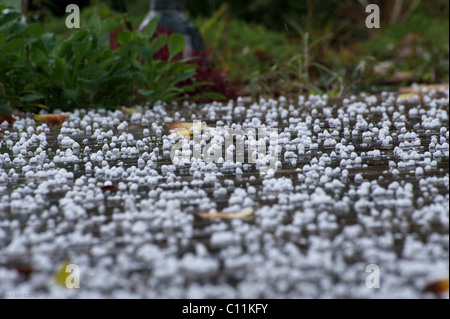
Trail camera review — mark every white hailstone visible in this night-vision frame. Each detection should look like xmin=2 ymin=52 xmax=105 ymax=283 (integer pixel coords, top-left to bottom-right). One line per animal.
xmin=415 ymin=167 xmax=424 ymax=176
xmin=210 ymin=231 xmax=239 ymax=248
xmin=433 ymin=150 xmax=442 ymax=158
xmin=193 ymin=171 xmax=202 ymax=179
xmin=61 ymin=137 xmax=74 ymax=148
xmin=117 ymin=122 xmax=128 ymax=130
xmin=313 ymin=125 xmax=321 ymax=133
xmin=181 ymin=254 xmax=219 ymax=277
xmin=131 ymin=221 xmax=148 ymax=234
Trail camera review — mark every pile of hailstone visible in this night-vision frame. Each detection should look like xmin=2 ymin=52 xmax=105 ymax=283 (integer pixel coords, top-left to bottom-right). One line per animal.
xmin=0 ymin=88 xmax=448 ymax=298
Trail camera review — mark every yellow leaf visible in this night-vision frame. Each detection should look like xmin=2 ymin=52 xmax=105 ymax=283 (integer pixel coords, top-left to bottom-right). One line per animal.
xmin=35 ymin=113 xmax=70 ymax=124
xmin=54 ymin=260 xmax=71 ymax=287
xmin=197 ymin=207 xmax=255 ymax=219
xmin=397 ymin=93 xmax=421 ymax=100
xmin=166 ymin=122 xmax=210 ymax=135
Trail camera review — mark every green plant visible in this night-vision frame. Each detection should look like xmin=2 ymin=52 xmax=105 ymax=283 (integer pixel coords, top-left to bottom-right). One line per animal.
xmin=0 ymin=4 xmax=208 ymax=112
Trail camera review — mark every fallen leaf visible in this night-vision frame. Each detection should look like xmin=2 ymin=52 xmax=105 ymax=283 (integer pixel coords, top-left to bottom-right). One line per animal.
xmin=35 ymin=113 xmax=70 ymax=125
xmin=174 ymin=129 xmax=193 ymax=135
xmin=166 ymin=122 xmax=209 ymax=135
xmin=0 ymin=114 xmax=16 ymax=124
xmin=9 ymin=264 xmax=34 ymax=279
xmin=101 ymin=185 xmax=117 ymax=192
xmin=197 ymin=207 xmax=255 ymax=219
xmin=424 ymin=278 xmax=449 ymax=296
xmin=397 ymin=93 xmax=421 ymax=100
xmin=122 ymin=107 xmax=144 ymax=115
xmin=126 ymin=124 xmax=147 ymax=131
xmin=399 ymin=83 xmax=449 ymax=94
xmin=54 ymin=260 xmax=72 ymax=287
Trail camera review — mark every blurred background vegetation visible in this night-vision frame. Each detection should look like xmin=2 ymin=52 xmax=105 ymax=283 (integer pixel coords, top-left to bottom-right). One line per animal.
xmin=3 ymin=0 xmax=449 ymax=99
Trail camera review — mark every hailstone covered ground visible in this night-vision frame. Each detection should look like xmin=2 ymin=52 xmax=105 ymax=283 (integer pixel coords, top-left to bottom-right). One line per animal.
xmin=0 ymin=89 xmax=448 ymax=298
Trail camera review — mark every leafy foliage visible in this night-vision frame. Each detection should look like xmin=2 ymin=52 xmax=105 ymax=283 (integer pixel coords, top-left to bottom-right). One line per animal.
xmin=0 ymin=5 xmax=208 ymax=112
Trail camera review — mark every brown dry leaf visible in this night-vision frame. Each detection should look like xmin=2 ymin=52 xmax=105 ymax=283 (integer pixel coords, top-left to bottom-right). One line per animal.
xmin=197 ymin=208 xmax=255 ymax=219
xmin=101 ymin=185 xmax=117 ymax=192
xmin=425 ymin=278 xmax=449 ymax=296
xmin=0 ymin=114 xmax=16 ymax=124
xmin=399 ymin=83 xmax=449 ymax=94
xmin=122 ymin=107 xmax=144 ymax=115
xmin=126 ymin=124 xmax=147 ymax=131
xmin=35 ymin=113 xmax=70 ymax=125
xmin=9 ymin=264 xmax=34 ymax=279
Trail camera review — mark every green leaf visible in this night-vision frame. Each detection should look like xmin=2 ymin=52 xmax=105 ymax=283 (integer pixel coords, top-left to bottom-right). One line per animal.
xmin=144 ymin=18 xmax=158 ymax=39
xmin=135 ymin=44 xmax=153 ymax=60
xmin=18 ymin=93 xmax=45 ymax=102
xmin=168 ymin=33 xmax=185 ymax=61
xmin=168 ymin=62 xmax=198 ymax=74
xmin=0 ymin=11 xmax=21 ymax=29
xmin=40 ymin=33 xmax=56 ymax=53
xmin=137 ymin=89 xmax=154 ymax=97
xmin=100 ymin=17 xmax=121 ymax=35
xmin=172 ymin=70 xmax=196 ymax=84
xmin=117 ymin=31 xmax=131 ymax=46
xmin=149 ymin=34 xmax=168 ymax=56
xmin=0 ymin=38 xmax=27 ymax=54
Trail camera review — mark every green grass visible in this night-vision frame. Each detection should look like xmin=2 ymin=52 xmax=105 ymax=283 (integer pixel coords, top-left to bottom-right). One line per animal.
xmin=363 ymin=12 xmax=449 ymax=60
xmin=193 ymin=5 xmax=449 ymax=97
xmin=362 ymin=12 xmax=449 ymax=83
xmin=194 ymin=17 xmax=299 ymax=81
